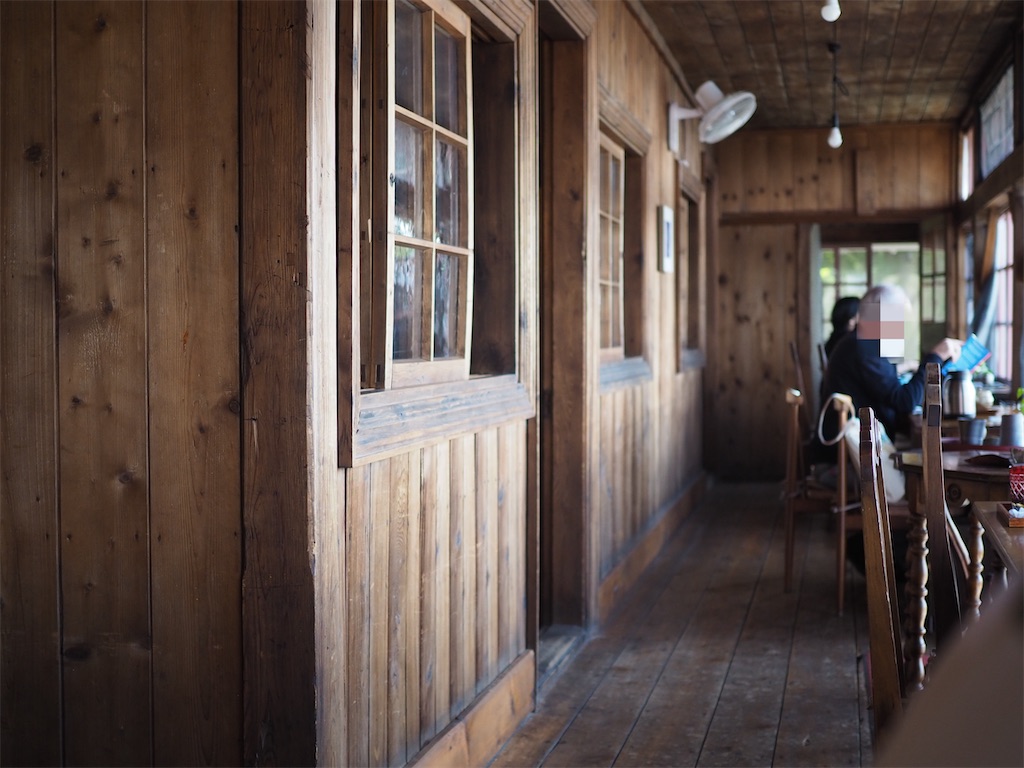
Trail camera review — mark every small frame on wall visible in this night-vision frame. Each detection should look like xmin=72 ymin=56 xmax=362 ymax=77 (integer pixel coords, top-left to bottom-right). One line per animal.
xmin=658 ymin=204 xmax=674 ymax=273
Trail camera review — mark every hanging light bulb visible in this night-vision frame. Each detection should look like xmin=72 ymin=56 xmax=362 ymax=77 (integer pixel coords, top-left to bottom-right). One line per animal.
xmin=826 ymin=37 xmax=844 ymax=150
xmin=827 ymin=114 xmax=843 ymax=148
xmin=821 ymin=0 xmax=841 ymax=22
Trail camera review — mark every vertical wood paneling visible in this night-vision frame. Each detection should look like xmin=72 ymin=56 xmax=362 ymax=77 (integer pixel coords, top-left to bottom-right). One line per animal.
xmin=792 ymin=136 xmax=820 ymax=210
xmin=432 ymin=443 xmax=452 ymax=733
xmin=387 ymin=454 xmax=411 ymax=767
xmin=369 ymin=461 xmax=391 ymax=766
xmin=476 ymin=429 xmax=500 ymax=689
xmin=713 ymin=225 xmax=794 ymax=480
xmin=449 ymin=434 xmax=478 ymax=717
xmin=240 ymin=1 xmax=316 ymax=762
xmin=346 ymin=463 xmax=371 ymax=767
xmin=55 ymin=3 xmax=151 ymax=763
xmin=497 ymin=423 xmax=517 ymax=670
xmin=0 ymin=3 xmax=61 ymax=764
xmin=768 ymin=133 xmax=795 ymax=212
xmin=743 ymin=133 xmax=770 ymax=213
xmin=419 ymin=446 xmax=438 ymax=743
xmin=718 ymin=124 xmax=957 ymax=217
xmin=918 ymin=125 xmax=952 ymax=208
xmin=404 ymin=454 xmax=423 ymax=755
xmin=145 ymin=3 xmax=241 ymax=764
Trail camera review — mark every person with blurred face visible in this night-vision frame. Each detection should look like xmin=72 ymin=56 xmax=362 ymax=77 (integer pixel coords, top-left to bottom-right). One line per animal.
xmin=821 ymin=284 xmax=963 ymax=441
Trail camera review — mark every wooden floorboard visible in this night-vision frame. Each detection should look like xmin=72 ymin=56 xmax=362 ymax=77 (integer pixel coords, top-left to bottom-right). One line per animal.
xmin=491 ymin=482 xmax=871 ymax=768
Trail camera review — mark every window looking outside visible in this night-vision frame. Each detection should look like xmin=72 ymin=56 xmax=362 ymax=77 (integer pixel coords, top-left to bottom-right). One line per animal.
xmin=676 ymin=190 xmax=705 ymax=369
xmin=362 ymin=0 xmax=473 ymax=390
xmin=959 ymin=126 xmax=975 ymax=201
xmin=820 ymin=243 xmax=921 ymax=360
xmin=598 ymin=134 xmax=625 ymax=361
xmin=980 ymin=66 xmax=1014 ymax=179
xmin=920 ymin=240 xmax=946 ymax=325
xmin=990 ymin=210 xmax=1015 ymax=382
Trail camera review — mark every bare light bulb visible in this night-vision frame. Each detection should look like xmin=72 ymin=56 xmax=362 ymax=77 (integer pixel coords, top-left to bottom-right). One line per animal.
xmin=821 ymin=0 xmax=841 ymax=22
xmin=827 ymin=124 xmax=843 ymax=149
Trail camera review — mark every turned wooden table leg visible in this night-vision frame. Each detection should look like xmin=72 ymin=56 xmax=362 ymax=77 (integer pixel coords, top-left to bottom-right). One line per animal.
xmin=966 ymin=512 xmax=985 ymax=624
xmin=903 ymin=504 xmax=928 ymax=693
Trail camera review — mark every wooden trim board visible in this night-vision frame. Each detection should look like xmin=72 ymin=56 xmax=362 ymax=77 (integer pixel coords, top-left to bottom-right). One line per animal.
xmin=409 ymin=650 xmax=535 ymax=768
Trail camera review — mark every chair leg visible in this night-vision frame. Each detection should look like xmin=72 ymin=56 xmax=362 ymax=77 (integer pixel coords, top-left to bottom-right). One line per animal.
xmin=785 ymin=497 xmax=794 ymax=593
xmin=837 ymin=508 xmax=847 ymax=615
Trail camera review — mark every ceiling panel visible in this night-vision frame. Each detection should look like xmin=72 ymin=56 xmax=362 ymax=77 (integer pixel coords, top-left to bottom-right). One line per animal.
xmin=640 ymin=0 xmax=1022 ymax=131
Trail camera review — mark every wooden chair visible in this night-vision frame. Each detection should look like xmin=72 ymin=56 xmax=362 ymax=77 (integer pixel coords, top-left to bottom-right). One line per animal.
xmin=858 ymin=407 xmax=908 ymax=740
xmin=827 ymin=393 xmax=911 ymax=616
xmin=859 ymin=392 xmax=986 ymax=742
xmin=902 ymin=362 xmax=984 ymax=690
xmin=783 ymin=388 xmax=833 ymax=592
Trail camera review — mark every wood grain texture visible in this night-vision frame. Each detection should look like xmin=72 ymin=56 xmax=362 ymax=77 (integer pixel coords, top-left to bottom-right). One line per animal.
xmin=712 ymin=224 xmax=796 ymax=480
xmin=240 ymin=2 xmax=316 ymax=763
xmin=718 ymin=124 xmax=957 ymax=219
xmin=0 ymin=2 xmax=61 ymax=764
xmin=55 ymin=3 xmax=151 ymax=763
xmin=145 ymin=3 xmax=242 ymax=764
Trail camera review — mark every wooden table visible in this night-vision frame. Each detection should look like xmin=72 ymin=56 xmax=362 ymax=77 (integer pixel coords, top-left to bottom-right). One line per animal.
xmin=972 ymin=501 xmax=1024 ymax=581
xmin=898 ymin=443 xmax=1011 ymax=512
xmin=899 ymin=444 xmax=1020 ymax=591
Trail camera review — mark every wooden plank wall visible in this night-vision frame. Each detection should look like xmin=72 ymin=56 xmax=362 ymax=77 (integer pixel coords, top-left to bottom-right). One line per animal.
xmin=717 ymin=124 xmax=956 ymax=216
xmin=591 ymin=3 xmax=706 ymax=583
xmin=1 ymin=2 xmax=242 ymax=765
xmin=710 ymin=123 xmax=956 ymax=479
xmin=336 ymin=425 xmax=527 ymax=767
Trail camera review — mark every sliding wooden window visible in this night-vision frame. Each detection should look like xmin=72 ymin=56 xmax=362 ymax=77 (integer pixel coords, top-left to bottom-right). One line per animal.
xmin=598 ymin=133 xmax=625 ymax=362
xmin=362 ymin=0 xmax=473 ymax=390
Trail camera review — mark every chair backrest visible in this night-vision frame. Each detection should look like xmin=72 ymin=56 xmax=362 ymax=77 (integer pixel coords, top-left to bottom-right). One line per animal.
xmin=859 ymin=407 xmax=905 ymax=738
xmin=921 ymin=362 xmax=963 ymax=652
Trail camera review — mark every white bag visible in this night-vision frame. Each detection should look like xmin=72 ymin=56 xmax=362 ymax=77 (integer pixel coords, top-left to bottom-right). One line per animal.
xmin=841 ymin=416 xmax=906 ymax=504
xmin=818 ymin=393 xmax=906 ymax=504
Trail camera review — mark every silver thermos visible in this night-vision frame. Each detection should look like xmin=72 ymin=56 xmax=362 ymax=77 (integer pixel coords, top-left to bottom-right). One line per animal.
xmin=942 ymin=369 xmax=976 ymax=418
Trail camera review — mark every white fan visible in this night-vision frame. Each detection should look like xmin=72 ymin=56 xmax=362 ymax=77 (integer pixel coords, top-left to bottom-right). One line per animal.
xmin=667 ymin=81 xmax=757 ymax=151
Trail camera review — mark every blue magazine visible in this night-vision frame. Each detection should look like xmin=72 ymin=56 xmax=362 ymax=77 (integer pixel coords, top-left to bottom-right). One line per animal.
xmin=941 ymin=333 xmax=990 ymax=374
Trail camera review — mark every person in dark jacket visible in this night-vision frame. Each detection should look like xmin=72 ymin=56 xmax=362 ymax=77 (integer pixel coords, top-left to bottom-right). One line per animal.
xmin=821 ymin=283 xmax=962 ymax=441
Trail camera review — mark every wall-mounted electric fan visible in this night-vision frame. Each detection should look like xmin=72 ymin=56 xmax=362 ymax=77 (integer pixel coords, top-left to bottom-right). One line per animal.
xmin=667 ymin=81 xmax=757 ymax=152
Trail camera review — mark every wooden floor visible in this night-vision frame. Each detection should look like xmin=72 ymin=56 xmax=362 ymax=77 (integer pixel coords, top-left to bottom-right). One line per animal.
xmin=493 ymin=482 xmax=875 ymax=768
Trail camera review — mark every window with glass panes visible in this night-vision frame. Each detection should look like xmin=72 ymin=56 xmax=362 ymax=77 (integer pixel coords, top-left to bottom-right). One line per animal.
xmin=821 ymin=243 xmax=921 ymax=358
xmin=598 ymin=134 xmax=625 ymax=361
xmin=980 ymin=66 xmax=1014 ymax=179
xmin=920 ymin=241 xmax=946 ymax=325
xmin=991 ymin=210 xmax=1015 ymax=381
xmin=362 ymin=0 xmax=473 ymax=390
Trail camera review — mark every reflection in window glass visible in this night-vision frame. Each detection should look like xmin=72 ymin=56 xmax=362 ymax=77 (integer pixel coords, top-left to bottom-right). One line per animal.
xmin=433 ymin=253 xmax=460 ymax=358
xmin=394 ymin=246 xmax=424 ymax=359
xmin=395 ymin=0 xmax=424 ymax=114
xmin=435 ymin=139 xmax=463 ymax=246
xmin=980 ymin=67 xmax=1013 ymax=178
xmin=395 ymin=120 xmax=424 ymax=238
xmin=991 ymin=212 xmax=1014 ymax=381
xmin=434 ymin=25 xmax=461 ymax=133
xmin=598 ymin=139 xmax=625 ymax=352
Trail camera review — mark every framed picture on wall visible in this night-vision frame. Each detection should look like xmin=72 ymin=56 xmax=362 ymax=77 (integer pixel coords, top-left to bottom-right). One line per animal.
xmin=658 ymin=204 xmax=674 ymax=273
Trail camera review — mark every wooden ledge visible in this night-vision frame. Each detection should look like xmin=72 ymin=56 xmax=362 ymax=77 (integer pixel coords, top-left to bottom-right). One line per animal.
xmin=343 ymin=375 xmax=534 ymax=466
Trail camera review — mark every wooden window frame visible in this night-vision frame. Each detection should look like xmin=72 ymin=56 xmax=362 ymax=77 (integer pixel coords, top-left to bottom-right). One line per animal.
xmin=339 ymin=0 xmax=533 ymax=467
xmin=676 ymin=177 xmax=706 ymax=371
xmin=597 ymin=86 xmax=652 ymax=393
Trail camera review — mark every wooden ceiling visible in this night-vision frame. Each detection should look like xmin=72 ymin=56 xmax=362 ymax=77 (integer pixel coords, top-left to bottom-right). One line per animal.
xmin=638 ymin=0 xmax=1022 ymax=131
